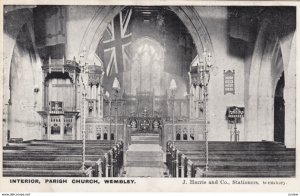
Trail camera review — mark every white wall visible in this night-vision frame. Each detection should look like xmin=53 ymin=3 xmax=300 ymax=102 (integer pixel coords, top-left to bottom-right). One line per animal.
xmin=65 ymin=6 xmax=101 ymax=61
xmin=281 ymin=32 xmax=296 ymax=148
xmin=5 ymin=21 xmax=43 ymax=141
xmin=194 ymin=7 xmax=245 ymax=141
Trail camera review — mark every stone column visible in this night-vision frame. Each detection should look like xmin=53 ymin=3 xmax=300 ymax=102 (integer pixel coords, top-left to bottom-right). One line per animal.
xmin=195 ymin=86 xmax=199 ymax=118
xmin=93 ymin=100 xmax=97 ymax=118
xmin=257 ymin=96 xmax=274 ymax=141
xmin=188 ymin=90 xmax=191 ymax=119
xmin=72 ymin=115 xmax=76 ymax=140
xmin=191 ymin=87 xmax=195 ymax=118
xmin=60 ymin=115 xmax=64 ymax=140
xmin=245 ymin=19 xmax=270 ymax=142
xmin=2 ymin=104 xmax=9 ymax=145
xmin=283 ymin=32 xmax=296 ymax=148
xmin=98 ymin=86 xmax=102 ymax=117
xmin=284 ymin=86 xmax=296 ymax=148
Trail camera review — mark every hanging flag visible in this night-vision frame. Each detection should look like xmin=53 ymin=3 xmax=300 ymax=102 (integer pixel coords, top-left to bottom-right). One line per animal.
xmin=34 ymin=6 xmax=66 ymax=47
xmin=96 ymin=8 xmax=132 ymax=93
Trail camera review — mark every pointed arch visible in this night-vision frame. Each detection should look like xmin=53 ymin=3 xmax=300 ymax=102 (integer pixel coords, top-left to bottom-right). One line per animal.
xmin=77 ymin=6 xmax=214 ymax=66
xmin=246 ymin=19 xmax=295 ymax=148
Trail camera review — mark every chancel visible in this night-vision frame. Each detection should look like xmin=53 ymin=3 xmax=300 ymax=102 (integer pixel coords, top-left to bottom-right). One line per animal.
xmin=2 ymin=5 xmax=296 ymax=177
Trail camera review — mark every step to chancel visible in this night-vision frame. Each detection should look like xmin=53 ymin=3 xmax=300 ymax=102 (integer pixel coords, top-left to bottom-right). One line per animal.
xmin=124 ymin=135 xmax=165 ymax=177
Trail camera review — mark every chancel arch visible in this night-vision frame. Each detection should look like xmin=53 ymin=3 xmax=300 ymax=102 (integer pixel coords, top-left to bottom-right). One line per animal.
xmin=77 ymin=6 xmax=214 ymax=68
xmin=73 ymin=6 xmax=215 ymax=145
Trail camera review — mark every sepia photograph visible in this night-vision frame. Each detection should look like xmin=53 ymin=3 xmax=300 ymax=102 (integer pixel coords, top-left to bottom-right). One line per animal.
xmin=0 ymin=1 xmax=299 ymax=192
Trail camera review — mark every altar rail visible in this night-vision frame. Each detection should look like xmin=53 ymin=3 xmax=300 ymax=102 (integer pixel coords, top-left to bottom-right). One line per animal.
xmin=85 ymin=122 xmax=125 ymax=141
xmin=85 ymin=121 xmax=205 ymax=153
xmin=163 ymin=122 xmax=205 ymax=151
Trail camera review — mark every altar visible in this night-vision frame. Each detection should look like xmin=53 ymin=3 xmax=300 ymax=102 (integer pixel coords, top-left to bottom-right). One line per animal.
xmin=127 ymin=109 xmax=163 ymax=134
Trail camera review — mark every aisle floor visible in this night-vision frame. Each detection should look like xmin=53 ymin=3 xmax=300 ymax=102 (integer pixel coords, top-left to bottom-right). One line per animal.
xmin=125 ymin=167 xmax=165 ymax=177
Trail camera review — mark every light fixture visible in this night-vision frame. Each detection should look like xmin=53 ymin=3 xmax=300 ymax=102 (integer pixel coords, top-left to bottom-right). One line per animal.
xmin=169 ymin=79 xmax=177 ymax=91
xmin=112 ymin=77 xmax=120 ymax=145
xmin=112 ymin=77 xmax=121 ymax=92
xmin=142 ymin=11 xmax=151 ymax=15
xmin=169 ymin=79 xmax=177 ymax=145
xmin=105 ymin=91 xmax=110 ymax=98
xmin=189 ymin=48 xmax=214 ymax=173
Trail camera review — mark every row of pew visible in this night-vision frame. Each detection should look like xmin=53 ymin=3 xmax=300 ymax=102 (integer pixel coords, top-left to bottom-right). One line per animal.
xmin=166 ymin=141 xmax=296 ymax=177
xmin=3 ymin=140 xmax=123 ymax=177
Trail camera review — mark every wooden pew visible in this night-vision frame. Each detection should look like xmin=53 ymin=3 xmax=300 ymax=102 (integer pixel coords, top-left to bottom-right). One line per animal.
xmin=3 ymin=153 xmax=97 ymax=177
xmin=166 ymin=142 xmax=195 ymax=177
xmin=3 ymin=140 xmax=124 ymax=177
xmin=166 ymin=141 xmax=296 ymax=178
xmin=3 ymin=169 xmax=91 ymax=177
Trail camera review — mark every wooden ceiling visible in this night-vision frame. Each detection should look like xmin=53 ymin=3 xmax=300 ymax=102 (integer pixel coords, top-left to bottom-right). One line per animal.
xmin=131 ymin=6 xmax=169 ymax=21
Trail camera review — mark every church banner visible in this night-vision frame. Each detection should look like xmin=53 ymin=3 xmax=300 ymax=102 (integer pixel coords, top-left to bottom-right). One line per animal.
xmin=34 ymin=6 xmax=66 ymax=47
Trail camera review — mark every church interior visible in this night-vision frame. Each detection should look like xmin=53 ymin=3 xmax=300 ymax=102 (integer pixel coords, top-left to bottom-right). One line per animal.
xmin=2 ymin=5 xmax=296 ymax=177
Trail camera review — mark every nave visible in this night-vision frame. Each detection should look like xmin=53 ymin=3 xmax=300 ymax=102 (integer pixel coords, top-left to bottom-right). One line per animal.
xmin=3 ymin=137 xmax=295 ymax=177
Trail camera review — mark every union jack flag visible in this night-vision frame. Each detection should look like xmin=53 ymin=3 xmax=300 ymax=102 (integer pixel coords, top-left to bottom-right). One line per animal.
xmin=96 ymin=8 xmax=132 ymax=92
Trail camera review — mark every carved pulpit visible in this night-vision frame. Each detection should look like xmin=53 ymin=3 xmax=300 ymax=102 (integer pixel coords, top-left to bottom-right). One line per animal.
xmin=38 ymin=58 xmax=80 ymax=140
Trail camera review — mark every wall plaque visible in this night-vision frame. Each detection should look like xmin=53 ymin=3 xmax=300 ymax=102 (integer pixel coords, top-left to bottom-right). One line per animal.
xmin=224 ymin=70 xmax=235 ymax=95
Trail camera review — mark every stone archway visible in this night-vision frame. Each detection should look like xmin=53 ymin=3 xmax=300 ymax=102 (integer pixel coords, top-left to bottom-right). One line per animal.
xmin=3 ymin=10 xmax=44 ymax=144
xmin=246 ymin=19 xmax=295 ymax=147
xmin=7 ymin=23 xmax=43 ymax=141
xmin=3 ymin=9 xmax=43 ymax=115
xmin=77 ymin=6 xmax=214 ymax=66
xmin=256 ymin=36 xmax=284 ymax=142
xmin=274 ymin=72 xmax=285 ymax=143
xmin=3 ymin=9 xmax=33 ymax=107
xmin=281 ymin=32 xmax=296 ymax=148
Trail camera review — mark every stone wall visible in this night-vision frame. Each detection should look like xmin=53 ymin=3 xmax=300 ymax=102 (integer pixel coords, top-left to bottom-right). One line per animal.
xmin=4 ymin=8 xmax=44 ymax=142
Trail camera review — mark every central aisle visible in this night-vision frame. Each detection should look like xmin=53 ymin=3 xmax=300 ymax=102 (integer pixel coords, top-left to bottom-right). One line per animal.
xmin=124 ymin=134 xmax=166 ymax=177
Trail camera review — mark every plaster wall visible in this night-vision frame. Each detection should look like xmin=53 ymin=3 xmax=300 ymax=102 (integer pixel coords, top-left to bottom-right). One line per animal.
xmin=194 ymin=7 xmax=245 ymax=141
